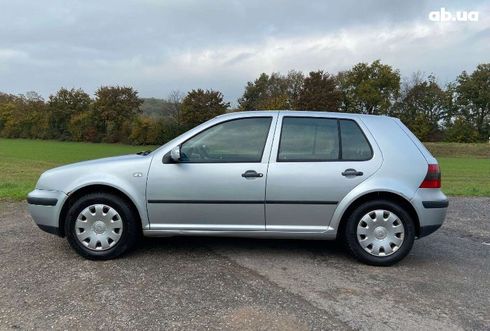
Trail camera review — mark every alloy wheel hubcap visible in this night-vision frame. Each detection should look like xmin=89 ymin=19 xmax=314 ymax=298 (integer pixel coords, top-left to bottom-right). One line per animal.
xmin=356 ymin=209 xmax=405 ymax=257
xmin=75 ymin=204 xmax=123 ymax=251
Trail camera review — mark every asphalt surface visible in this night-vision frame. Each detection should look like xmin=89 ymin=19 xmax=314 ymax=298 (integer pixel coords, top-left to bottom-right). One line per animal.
xmin=0 ymin=197 xmax=489 ymax=330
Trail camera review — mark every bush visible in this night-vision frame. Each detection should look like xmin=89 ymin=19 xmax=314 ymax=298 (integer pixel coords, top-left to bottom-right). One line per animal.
xmin=69 ymin=111 xmax=100 ymax=142
xmin=444 ymin=117 xmax=480 ymax=143
xmin=130 ymin=116 xmax=186 ymax=145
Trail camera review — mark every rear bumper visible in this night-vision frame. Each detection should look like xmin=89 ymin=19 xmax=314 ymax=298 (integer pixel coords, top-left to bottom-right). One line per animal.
xmin=27 ymin=189 xmax=67 ymax=237
xmin=411 ymin=189 xmax=448 ymax=238
xmin=419 ymin=224 xmax=443 ymax=237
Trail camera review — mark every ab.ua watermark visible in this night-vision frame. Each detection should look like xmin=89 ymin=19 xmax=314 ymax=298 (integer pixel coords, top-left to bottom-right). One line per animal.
xmin=429 ymin=8 xmax=479 ymax=22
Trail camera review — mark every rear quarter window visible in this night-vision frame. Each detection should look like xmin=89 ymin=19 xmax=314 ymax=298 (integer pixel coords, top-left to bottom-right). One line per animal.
xmin=339 ymin=120 xmax=373 ymax=160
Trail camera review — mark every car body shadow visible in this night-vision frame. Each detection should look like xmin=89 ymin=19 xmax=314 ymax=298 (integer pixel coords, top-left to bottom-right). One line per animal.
xmin=133 ymin=235 xmax=350 ymax=260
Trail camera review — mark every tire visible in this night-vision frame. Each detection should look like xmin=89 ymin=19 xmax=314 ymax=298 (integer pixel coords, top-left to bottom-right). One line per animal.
xmin=344 ymin=199 xmax=415 ymax=266
xmin=64 ymin=193 xmax=140 ymax=260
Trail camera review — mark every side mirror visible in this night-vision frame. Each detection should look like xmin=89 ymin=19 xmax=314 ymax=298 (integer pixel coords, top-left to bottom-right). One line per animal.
xmin=170 ymin=146 xmax=181 ymax=162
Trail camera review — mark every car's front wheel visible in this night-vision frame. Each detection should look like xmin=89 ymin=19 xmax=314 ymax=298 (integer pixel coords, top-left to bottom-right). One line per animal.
xmin=344 ymin=200 xmax=415 ymax=266
xmin=64 ymin=193 xmax=140 ymax=260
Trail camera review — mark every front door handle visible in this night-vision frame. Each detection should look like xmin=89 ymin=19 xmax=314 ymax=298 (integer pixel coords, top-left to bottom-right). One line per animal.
xmin=241 ymin=170 xmax=263 ymax=178
xmin=342 ymin=168 xmax=363 ymax=177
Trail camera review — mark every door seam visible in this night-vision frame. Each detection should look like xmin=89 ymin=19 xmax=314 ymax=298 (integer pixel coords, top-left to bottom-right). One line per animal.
xmin=264 ymin=112 xmax=281 ymax=230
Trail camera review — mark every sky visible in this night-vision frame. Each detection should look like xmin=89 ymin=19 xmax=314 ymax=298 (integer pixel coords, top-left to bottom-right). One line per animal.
xmin=0 ymin=0 xmax=488 ymax=105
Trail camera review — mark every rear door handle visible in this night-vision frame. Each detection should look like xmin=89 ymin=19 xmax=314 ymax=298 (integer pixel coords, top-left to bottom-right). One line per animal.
xmin=241 ymin=170 xmax=263 ymax=178
xmin=342 ymin=168 xmax=363 ymax=177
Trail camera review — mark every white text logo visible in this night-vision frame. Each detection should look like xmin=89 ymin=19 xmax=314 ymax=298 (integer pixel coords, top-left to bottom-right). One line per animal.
xmin=429 ymin=8 xmax=479 ymax=22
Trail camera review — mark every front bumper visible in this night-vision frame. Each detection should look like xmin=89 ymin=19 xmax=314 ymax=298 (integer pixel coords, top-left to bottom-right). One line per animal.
xmin=27 ymin=189 xmax=67 ymax=237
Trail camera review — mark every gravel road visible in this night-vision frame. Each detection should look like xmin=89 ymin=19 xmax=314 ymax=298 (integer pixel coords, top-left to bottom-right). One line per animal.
xmin=0 ymin=197 xmax=489 ymax=330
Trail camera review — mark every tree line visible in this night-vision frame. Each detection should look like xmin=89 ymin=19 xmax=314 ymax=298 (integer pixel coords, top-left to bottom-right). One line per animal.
xmin=0 ymin=60 xmax=488 ymax=145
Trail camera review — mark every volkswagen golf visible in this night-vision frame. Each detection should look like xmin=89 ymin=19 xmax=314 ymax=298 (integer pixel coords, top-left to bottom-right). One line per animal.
xmin=27 ymin=111 xmax=448 ymax=266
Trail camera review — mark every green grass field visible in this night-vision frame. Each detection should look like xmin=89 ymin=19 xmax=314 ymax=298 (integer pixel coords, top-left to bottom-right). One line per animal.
xmin=0 ymin=138 xmax=488 ymax=200
xmin=424 ymin=143 xmax=490 ymax=197
xmin=0 ymin=139 xmax=155 ymax=200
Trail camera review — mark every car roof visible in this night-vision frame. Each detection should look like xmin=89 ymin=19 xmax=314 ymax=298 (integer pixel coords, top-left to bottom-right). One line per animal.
xmin=219 ymin=110 xmax=389 ymax=120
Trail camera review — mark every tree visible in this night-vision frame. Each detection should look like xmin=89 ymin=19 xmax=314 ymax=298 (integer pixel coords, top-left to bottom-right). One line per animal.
xmin=93 ymin=86 xmax=143 ymax=142
xmin=453 ymin=64 xmax=490 ymax=141
xmin=166 ymin=90 xmax=184 ymax=126
xmin=0 ymin=97 xmax=20 ymax=137
xmin=297 ymin=70 xmax=341 ymax=111
xmin=130 ymin=115 xmax=161 ymax=145
xmin=238 ymin=73 xmax=287 ymax=110
xmin=23 ymin=92 xmax=49 ymax=139
xmin=285 ymin=70 xmax=305 ymax=109
xmin=394 ymin=74 xmax=448 ymax=141
xmin=0 ymin=92 xmax=49 ymax=139
xmin=48 ymin=88 xmax=91 ymax=139
xmin=181 ymin=89 xmax=229 ymax=128
xmin=238 ymin=71 xmax=305 ymax=110
xmin=445 ymin=116 xmax=479 ymax=142
xmin=338 ymin=60 xmax=400 ymax=115
xmin=0 ymin=93 xmax=18 ymax=136
xmin=68 ymin=110 xmax=99 ymax=142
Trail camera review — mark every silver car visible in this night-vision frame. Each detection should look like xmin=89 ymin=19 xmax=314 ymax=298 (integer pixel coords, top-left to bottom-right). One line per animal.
xmin=27 ymin=111 xmax=448 ymax=265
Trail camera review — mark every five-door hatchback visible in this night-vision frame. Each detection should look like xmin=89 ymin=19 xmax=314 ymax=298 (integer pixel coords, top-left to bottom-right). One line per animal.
xmin=28 ymin=111 xmax=448 ymax=265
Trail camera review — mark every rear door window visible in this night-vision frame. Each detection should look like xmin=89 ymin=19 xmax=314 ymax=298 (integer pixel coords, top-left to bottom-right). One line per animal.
xmin=277 ymin=117 xmax=372 ymax=162
xmin=278 ymin=117 xmax=339 ymax=161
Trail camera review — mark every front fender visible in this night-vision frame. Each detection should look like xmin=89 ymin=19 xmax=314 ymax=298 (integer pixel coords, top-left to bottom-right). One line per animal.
xmin=64 ymin=175 xmax=149 ymax=229
xmin=35 ymin=155 xmax=153 ymax=230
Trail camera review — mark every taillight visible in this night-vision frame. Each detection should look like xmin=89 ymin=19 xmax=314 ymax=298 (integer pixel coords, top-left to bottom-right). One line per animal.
xmin=419 ymin=164 xmax=441 ymax=188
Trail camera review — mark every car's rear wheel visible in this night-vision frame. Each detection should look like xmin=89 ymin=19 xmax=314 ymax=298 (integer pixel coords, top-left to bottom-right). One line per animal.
xmin=344 ymin=200 xmax=415 ymax=266
xmin=65 ymin=193 xmax=140 ymax=260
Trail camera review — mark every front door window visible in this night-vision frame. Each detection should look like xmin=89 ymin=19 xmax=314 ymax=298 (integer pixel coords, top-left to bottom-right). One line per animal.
xmin=180 ymin=117 xmax=272 ymax=163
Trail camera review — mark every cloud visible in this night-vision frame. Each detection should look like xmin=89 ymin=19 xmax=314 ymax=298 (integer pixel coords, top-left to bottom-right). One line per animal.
xmin=0 ymin=49 xmax=28 ymax=62
xmin=0 ymin=0 xmax=488 ymax=104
